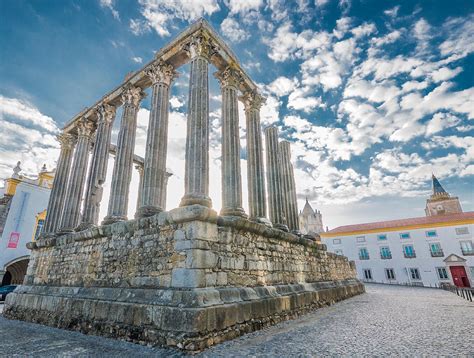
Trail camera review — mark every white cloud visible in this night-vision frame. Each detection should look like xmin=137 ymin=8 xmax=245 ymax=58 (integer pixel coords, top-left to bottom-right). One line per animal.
xmin=220 ymin=17 xmax=249 ymax=42
xmin=384 ymin=6 xmax=400 ymax=18
xmin=288 ymin=88 xmax=322 ymax=113
xmin=430 ymin=66 xmax=462 ymax=82
xmin=225 ymin=0 xmax=263 ymax=15
xmin=132 ymin=56 xmax=143 ymax=64
xmin=267 ymin=76 xmax=298 ymax=97
xmin=99 ymin=0 xmax=119 ymax=20
xmin=135 ymin=0 xmax=220 ymax=37
xmin=425 ymin=112 xmax=461 ymax=136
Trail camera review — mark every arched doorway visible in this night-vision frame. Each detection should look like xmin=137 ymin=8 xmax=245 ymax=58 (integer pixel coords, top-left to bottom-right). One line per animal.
xmin=2 ymin=256 xmax=29 ymax=286
xmin=1 ymin=271 xmax=12 ymax=286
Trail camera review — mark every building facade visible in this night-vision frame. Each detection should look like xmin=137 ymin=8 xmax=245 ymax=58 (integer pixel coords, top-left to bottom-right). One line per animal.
xmin=0 ymin=163 xmax=53 ymax=285
xmin=321 ymin=176 xmax=473 ymax=288
xmin=299 ymin=199 xmax=324 ymax=235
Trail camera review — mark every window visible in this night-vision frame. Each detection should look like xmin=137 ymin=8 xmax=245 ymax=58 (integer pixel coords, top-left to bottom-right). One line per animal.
xmin=403 ymin=245 xmax=416 ymax=258
xmin=425 ymin=230 xmax=437 ymax=238
xmin=430 ymin=243 xmax=444 ymax=257
xmin=334 ymin=249 xmax=343 ymax=255
xmin=436 ymin=267 xmax=449 ymax=280
xmin=409 ymin=268 xmax=421 ymax=280
xmin=377 ymin=234 xmax=387 ymax=241
xmin=359 ymin=247 xmax=369 ymax=260
xmin=455 ymin=227 xmax=469 ymax=235
xmin=399 ymin=232 xmax=411 ymax=239
xmin=363 ymin=269 xmax=372 ymax=280
xmin=380 ymin=246 xmax=392 ymax=259
xmin=385 ymin=268 xmax=396 ymax=280
xmin=356 ymin=236 xmax=366 ymax=243
xmin=33 ymin=219 xmax=45 ymax=241
xmin=460 ymin=241 xmax=474 ymax=255
xmin=333 ymin=239 xmax=341 ymax=245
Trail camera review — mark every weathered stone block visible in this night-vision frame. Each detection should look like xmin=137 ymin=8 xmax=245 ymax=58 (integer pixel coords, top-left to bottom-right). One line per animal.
xmin=171 ymin=268 xmax=207 ymax=288
xmin=185 ymin=249 xmax=217 ymax=269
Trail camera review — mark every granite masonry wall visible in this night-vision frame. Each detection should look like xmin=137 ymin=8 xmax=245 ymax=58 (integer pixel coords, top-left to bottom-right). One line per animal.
xmin=5 ymin=205 xmax=364 ymax=351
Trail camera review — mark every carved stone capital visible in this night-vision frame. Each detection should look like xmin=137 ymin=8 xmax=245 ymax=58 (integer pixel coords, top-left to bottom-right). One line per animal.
xmin=135 ymin=164 xmax=144 ymax=175
xmin=121 ymin=85 xmax=145 ymax=107
xmin=240 ymin=91 xmax=266 ymax=112
xmin=185 ymin=34 xmax=216 ymax=60
xmin=97 ymin=103 xmax=116 ymax=125
xmin=146 ymin=61 xmax=177 ymax=86
xmin=76 ymin=118 xmax=94 ymax=139
xmin=57 ymin=133 xmax=76 ymax=149
xmin=215 ymin=67 xmax=241 ymax=90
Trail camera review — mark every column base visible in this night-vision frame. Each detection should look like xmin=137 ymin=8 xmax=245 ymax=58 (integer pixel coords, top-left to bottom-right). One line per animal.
xmin=102 ymin=215 xmax=127 ymax=225
xmin=179 ymin=194 xmax=212 ymax=208
xmin=75 ymin=222 xmax=96 ymax=232
xmin=274 ymin=223 xmax=289 ymax=232
xmin=57 ymin=227 xmax=74 ymax=235
xmin=220 ymin=207 xmax=247 ymax=218
xmin=250 ymin=217 xmax=273 ymax=228
xmin=135 ymin=205 xmax=162 ymax=218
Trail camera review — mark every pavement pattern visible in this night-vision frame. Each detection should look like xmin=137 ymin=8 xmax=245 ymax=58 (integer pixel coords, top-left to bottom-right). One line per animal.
xmin=0 ymin=284 xmax=473 ymax=357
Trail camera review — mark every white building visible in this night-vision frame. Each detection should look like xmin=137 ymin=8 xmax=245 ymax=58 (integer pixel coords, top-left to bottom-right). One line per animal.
xmin=321 ymin=176 xmax=474 ymax=288
xmin=0 ymin=162 xmax=53 ymax=285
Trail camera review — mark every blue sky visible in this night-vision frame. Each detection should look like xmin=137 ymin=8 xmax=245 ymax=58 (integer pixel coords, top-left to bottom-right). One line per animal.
xmin=0 ymin=0 xmax=473 ymax=228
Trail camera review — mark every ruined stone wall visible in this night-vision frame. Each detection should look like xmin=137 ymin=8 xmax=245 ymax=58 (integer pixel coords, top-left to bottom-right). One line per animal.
xmin=24 ymin=208 xmax=354 ymax=290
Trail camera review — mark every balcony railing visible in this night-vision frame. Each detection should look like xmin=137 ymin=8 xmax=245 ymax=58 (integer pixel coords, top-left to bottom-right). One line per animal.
xmin=461 ymin=249 xmax=474 ymax=256
xmin=381 ymin=254 xmax=392 ymax=260
xmin=431 ymin=250 xmax=444 ymax=257
xmin=404 ymin=252 xmax=416 ymax=258
xmin=359 ymin=255 xmax=370 ymax=260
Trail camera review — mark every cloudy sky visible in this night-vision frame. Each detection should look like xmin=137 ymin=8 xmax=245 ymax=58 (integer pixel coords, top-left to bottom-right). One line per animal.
xmin=0 ymin=0 xmax=473 ymax=229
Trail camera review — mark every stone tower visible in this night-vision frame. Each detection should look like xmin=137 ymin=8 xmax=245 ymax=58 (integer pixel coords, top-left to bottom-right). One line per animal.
xmin=299 ymin=199 xmax=324 ymax=234
xmin=425 ymin=174 xmax=462 ymax=216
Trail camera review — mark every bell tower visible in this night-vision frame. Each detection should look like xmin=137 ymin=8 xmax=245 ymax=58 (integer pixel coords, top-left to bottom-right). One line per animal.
xmin=425 ymin=174 xmax=463 ymax=216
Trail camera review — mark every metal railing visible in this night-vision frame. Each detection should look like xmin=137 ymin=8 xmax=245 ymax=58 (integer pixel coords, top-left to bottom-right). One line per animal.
xmin=404 ymin=252 xmax=416 ymax=258
xmin=430 ymin=250 xmax=444 ymax=257
xmin=443 ymin=285 xmax=474 ymax=302
xmin=461 ymin=249 xmax=474 ymax=256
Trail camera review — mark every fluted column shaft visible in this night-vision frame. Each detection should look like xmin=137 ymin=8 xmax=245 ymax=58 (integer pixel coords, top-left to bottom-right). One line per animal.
xmin=79 ymin=104 xmax=115 ymax=229
xmin=265 ymin=126 xmax=288 ymax=231
xmin=242 ymin=92 xmax=266 ymax=220
xmin=279 ymin=141 xmax=299 ymax=231
xmin=217 ymin=67 xmax=246 ymax=217
xmin=160 ymin=172 xmax=172 ymax=210
xmin=103 ymin=86 xmax=144 ymax=224
xmin=59 ymin=120 xmax=93 ymax=232
xmin=42 ymin=133 xmax=76 ymax=236
xmin=137 ymin=61 xmax=176 ymax=217
xmin=180 ymin=36 xmax=213 ymax=208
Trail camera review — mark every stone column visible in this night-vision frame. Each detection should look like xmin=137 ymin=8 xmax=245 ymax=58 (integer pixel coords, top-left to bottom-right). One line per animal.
xmin=135 ymin=164 xmax=144 ymax=215
xmin=216 ymin=67 xmax=246 ymax=217
xmin=264 ymin=126 xmax=288 ymax=231
xmin=180 ymin=35 xmax=213 ymax=208
xmin=103 ymin=85 xmax=144 ymax=224
xmin=59 ymin=119 xmax=93 ymax=232
xmin=279 ymin=141 xmax=299 ymax=232
xmin=41 ymin=133 xmax=76 ymax=236
xmin=241 ymin=91 xmax=267 ymax=221
xmin=78 ymin=104 xmax=116 ymax=230
xmin=137 ymin=61 xmax=176 ymax=217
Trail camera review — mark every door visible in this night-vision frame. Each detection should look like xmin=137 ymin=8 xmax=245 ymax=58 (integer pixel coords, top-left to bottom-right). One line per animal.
xmin=449 ymin=266 xmax=471 ymax=288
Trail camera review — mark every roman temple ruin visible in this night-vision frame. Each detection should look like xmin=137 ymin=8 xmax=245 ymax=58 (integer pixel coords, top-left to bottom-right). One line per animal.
xmin=4 ymin=19 xmax=364 ymax=351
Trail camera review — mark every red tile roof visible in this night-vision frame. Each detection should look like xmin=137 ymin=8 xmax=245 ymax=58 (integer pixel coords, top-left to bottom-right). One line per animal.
xmin=324 ymin=211 xmax=474 ymax=236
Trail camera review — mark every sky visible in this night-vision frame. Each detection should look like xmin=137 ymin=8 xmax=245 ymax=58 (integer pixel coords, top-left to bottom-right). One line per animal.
xmin=0 ymin=0 xmax=473 ymax=229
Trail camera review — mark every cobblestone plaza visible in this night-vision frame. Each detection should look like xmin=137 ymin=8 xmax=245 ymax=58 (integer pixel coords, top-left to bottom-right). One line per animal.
xmin=1 ymin=284 xmax=472 ymax=357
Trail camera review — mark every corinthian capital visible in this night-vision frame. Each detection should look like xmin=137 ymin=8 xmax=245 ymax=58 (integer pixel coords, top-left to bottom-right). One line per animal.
xmin=146 ymin=61 xmax=177 ymax=86
xmin=76 ymin=118 xmax=94 ymax=139
xmin=215 ymin=66 xmax=241 ymax=90
xmin=97 ymin=103 xmax=116 ymax=125
xmin=121 ymin=85 xmax=145 ymax=107
xmin=185 ymin=34 xmax=216 ymax=60
xmin=240 ymin=91 xmax=266 ymax=112
xmin=57 ymin=132 xmax=76 ymax=149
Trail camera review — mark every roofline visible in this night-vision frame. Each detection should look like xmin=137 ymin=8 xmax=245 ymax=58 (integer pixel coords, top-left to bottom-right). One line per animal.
xmin=320 ymin=217 xmax=474 ymax=238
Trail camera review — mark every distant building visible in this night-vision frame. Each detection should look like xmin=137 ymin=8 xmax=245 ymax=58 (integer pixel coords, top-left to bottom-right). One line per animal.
xmin=299 ymin=199 xmax=324 ymax=235
xmin=321 ymin=175 xmax=473 ymax=288
xmin=0 ymin=162 xmax=54 ymax=286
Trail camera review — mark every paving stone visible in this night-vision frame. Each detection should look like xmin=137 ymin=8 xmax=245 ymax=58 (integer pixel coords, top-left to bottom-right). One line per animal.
xmin=1 ymin=284 xmax=473 ymax=357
